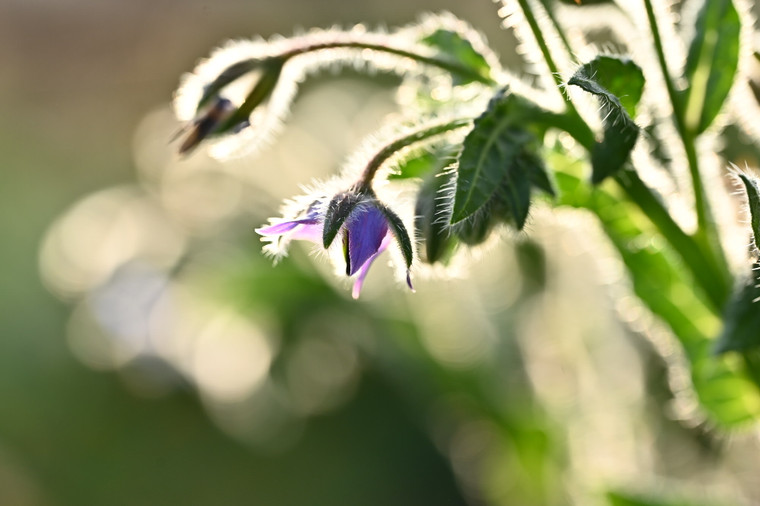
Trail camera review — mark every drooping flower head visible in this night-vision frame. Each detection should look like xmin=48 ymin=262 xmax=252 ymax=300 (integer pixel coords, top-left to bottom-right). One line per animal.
xmin=257 ymin=187 xmax=413 ymax=299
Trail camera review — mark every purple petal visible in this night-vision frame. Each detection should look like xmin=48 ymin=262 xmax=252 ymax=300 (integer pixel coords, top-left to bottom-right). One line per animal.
xmin=346 ymin=206 xmax=388 ymax=276
xmin=256 ymin=218 xmax=320 ymax=237
xmin=351 ymin=234 xmax=392 ymax=299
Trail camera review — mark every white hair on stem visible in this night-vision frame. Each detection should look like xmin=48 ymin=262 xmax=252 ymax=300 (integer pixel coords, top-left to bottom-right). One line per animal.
xmin=174 ymin=13 xmax=503 ymax=161
xmin=495 ymin=0 xmax=576 ymax=93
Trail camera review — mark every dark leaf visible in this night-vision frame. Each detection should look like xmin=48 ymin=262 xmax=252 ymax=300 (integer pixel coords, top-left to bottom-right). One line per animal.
xmin=415 ymin=171 xmax=456 ymax=263
xmin=568 ymin=56 xmax=643 ymax=183
xmin=453 ymin=210 xmax=495 ymax=245
xmin=715 ymin=262 xmax=760 ymax=354
xmin=523 ymin=151 xmax=555 ymax=197
xmin=681 ymin=0 xmax=741 ymax=134
xmin=450 ymin=88 xmax=539 ymax=224
xmin=494 ymin=160 xmax=533 ymax=229
xmin=738 ymin=172 xmax=760 ymax=252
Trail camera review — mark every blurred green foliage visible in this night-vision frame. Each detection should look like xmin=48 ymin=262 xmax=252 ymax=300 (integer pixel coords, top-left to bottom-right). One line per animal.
xmin=4 ymin=0 xmax=760 ymax=505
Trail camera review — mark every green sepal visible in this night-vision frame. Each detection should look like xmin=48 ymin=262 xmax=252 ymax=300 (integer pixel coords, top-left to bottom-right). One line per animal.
xmin=376 ymin=203 xmax=414 ymax=271
xmin=216 ymin=57 xmax=285 ymax=134
xmin=322 ymin=191 xmax=364 ymax=248
xmin=197 ymin=58 xmax=261 ymax=111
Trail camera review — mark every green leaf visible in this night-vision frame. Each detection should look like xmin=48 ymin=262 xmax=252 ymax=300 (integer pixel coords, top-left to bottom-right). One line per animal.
xmin=607 ymin=489 xmax=727 ymax=506
xmin=681 ymin=0 xmax=741 ymax=134
xmin=421 ymin=28 xmax=492 ymax=85
xmin=571 ymin=56 xmax=645 ymax=118
xmin=738 ymin=172 xmax=760 ymax=252
xmin=715 ymin=262 xmax=760 ymax=354
xmin=555 ymin=162 xmax=760 ymax=427
xmin=568 ymin=56 xmax=642 ymax=183
xmin=523 ymin=150 xmax=555 ymax=197
xmin=415 ymin=171 xmax=456 ymax=263
xmin=450 ymin=89 xmax=540 ymax=224
xmin=494 ymin=158 xmax=533 ymax=229
xmin=453 ymin=211 xmax=495 ymax=245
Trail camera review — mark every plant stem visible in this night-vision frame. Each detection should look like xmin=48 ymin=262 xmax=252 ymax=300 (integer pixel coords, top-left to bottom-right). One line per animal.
xmin=641 ymin=0 xmax=729 ymax=286
xmin=514 ymin=0 xmax=574 ymax=105
xmin=614 ymin=170 xmax=731 ymax=311
xmin=280 ymin=39 xmax=497 ymax=86
xmin=357 ymin=118 xmax=472 ymax=188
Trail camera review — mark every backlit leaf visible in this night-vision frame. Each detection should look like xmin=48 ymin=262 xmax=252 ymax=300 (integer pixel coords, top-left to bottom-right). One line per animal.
xmin=421 ymin=28 xmax=492 ymax=85
xmin=681 ymin=0 xmax=741 ymax=134
xmin=568 ymin=56 xmax=642 ymax=183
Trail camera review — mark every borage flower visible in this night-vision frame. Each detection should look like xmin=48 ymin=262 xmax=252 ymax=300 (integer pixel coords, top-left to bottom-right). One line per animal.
xmin=257 ymin=189 xmax=414 ymax=299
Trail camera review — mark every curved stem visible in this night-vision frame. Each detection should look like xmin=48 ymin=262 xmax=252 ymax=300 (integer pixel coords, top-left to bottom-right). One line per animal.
xmin=356 ymin=118 xmax=472 ymax=189
xmin=280 ymin=39 xmax=497 ymax=86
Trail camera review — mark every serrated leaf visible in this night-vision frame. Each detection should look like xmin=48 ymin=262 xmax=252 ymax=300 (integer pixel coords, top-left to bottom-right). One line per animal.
xmin=555 ymin=163 xmax=760 ymax=427
xmin=450 ymin=89 xmax=540 ymax=224
xmin=494 ymin=160 xmax=533 ymax=229
xmin=454 ymin=212 xmax=494 ymax=245
xmin=569 ymin=56 xmax=642 ymax=183
xmin=421 ymin=28 xmax=492 ymax=85
xmin=738 ymin=173 xmax=760 ymax=251
xmin=715 ymin=262 xmax=760 ymax=354
xmin=322 ymin=192 xmax=363 ymax=248
xmin=682 ymin=0 xmax=741 ymax=134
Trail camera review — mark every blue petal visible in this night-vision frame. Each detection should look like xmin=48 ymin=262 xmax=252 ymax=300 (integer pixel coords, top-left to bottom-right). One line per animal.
xmin=346 ymin=205 xmax=389 ymax=276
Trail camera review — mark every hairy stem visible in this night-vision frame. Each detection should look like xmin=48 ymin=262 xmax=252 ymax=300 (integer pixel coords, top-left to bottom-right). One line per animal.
xmin=641 ymin=0 xmax=729 ymax=287
xmin=514 ymin=0 xmax=573 ymax=105
xmin=614 ymin=170 xmax=731 ymax=312
xmin=357 ymin=118 xmax=472 ymax=189
xmin=280 ymin=39 xmax=497 ymax=86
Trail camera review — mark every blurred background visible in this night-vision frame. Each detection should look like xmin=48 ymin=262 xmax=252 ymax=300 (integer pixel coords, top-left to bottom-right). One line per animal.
xmin=2 ymin=0 xmax=760 ymax=505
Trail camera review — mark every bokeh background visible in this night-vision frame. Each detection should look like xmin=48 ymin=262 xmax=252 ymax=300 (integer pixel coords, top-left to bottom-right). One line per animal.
xmin=2 ymin=0 xmax=760 ymax=505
